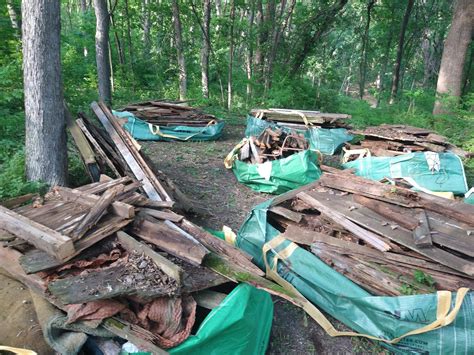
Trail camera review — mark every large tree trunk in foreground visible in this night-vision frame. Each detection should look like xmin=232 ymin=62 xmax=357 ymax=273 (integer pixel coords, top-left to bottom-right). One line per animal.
xmin=201 ymin=0 xmax=211 ymax=99
xmin=433 ymin=0 xmax=474 ymax=115
xmin=93 ymin=0 xmax=112 ymax=104
xmin=227 ymin=0 xmax=235 ymax=110
xmin=22 ymin=0 xmax=67 ymax=186
xmin=389 ymin=0 xmax=414 ymax=104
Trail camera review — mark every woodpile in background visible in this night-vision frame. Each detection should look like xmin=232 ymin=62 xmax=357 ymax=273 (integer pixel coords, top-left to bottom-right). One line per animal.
xmin=240 ymin=127 xmax=309 ymax=164
xmin=267 ymin=166 xmax=474 ymax=296
xmin=118 ymin=100 xmax=219 ymax=127
xmin=347 ymin=124 xmax=470 ymax=158
xmin=251 ymin=108 xmax=351 ymax=129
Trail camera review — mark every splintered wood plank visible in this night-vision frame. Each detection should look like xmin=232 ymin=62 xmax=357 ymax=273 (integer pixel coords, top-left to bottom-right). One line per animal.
xmin=91 ymin=101 xmax=163 ymax=201
xmin=132 ymin=217 xmax=209 ymax=266
xmin=0 ymin=205 xmax=75 ymax=260
xmin=76 ymin=176 xmax=132 ymax=194
xmin=269 ymin=206 xmax=303 ymax=223
xmin=297 ymin=192 xmax=391 ymax=252
xmin=70 ymin=185 xmax=124 ymax=240
xmin=117 ymin=231 xmax=182 ymax=283
xmin=76 ymin=118 xmax=121 ymax=177
xmin=413 ymin=209 xmax=432 ymax=247
xmin=55 ymin=186 xmax=134 ymax=219
xmin=281 ymin=224 xmax=332 ymax=246
xmin=139 ymin=208 xmax=183 ymax=223
xmin=19 ymin=216 xmax=132 ymax=273
xmin=1 ymin=193 xmax=38 ymax=209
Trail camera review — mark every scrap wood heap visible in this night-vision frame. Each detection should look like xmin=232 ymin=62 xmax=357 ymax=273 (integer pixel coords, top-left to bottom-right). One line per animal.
xmin=251 ymin=108 xmax=351 ymax=129
xmin=118 ymin=100 xmax=220 ymax=127
xmin=240 ymin=127 xmax=309 ymax=164
xmin=267 ymin=166 xmax=474 ymax=296
xmin=346 ymin=124 xmax=471 ymax=159
xmin=0 ymin=101 xmax=293 ymax=352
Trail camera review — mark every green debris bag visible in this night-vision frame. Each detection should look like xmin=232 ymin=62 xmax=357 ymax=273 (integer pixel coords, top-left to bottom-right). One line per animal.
xmin=343 ymin=152 xmax=469 ymax=195
xmin=245 ymin=115 xmax=353 ymax=155
xmin=170 ymin=284 xmax=273 ymax=355
xmin=236 ymin=199 xmax=474 ymax=354
xmin=113 ymin=111 xmax=225 ymax=142
xmin=224 ymin=139 xmax=322 ymax=194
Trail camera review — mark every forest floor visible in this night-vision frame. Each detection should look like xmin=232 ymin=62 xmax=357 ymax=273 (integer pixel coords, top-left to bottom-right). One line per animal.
xmin=145 ymin=122 xmax=381 ymax=354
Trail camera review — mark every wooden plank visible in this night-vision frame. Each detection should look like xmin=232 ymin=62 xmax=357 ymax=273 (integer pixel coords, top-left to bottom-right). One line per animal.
xmin=0 ymin=205 xmax=75 ymax=260
xmin=269 ymin=206 xmax=303 ymax=223
xmin=92 ymin=101 xmax=163 ymax=201
xmin=55 ymin=186 xmax=134 ymax=219
xmin=352 ymin=194 xmax=418 ymax=230
xmin=297 ymin=192 xmax=391 ymax=252
xmin=139 ymin=208 xmax=183 ymax=223
xmin=117 ymin=231 xmax=182 ymax=283
xmin=193 ymin=290 xmax=227 ymax=309
xmin=413 ymin=209 xmax=433 ymax=247
xmin=98 ymin=102 xmax=172 ymax=202
xmin=281 ymin=224 xmax=332 ymax=246
xmin=179 ymin=219 xmax=265 ymax=276
xmin=70 ymin=185 xmax=124 ymax=240
xmin=132 ymin=217 xmax=209 ymax=266
xmin=76 ymin=118 xmax=121 ymax=177
xmin=1 ymin=193 xmax=38 ymax=209
xmin=77 ymin=176 xmax=133 ymax=194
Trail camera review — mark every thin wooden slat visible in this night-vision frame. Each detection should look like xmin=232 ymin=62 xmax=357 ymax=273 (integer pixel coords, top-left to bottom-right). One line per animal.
xmin=413 ymin=209 xmax=433 ymax=247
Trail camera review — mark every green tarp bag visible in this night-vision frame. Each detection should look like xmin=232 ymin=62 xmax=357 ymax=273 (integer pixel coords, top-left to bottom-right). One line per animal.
xmin=245 ymin=115 xmax=353 ymax=155
xmin=236 ymin=199 xmax=474 ymax=354
xmin=343 ymin=152 xmax=469 ymax=195
xmin=225 ymin=141 xmax=322 ymax=194
xmin=170 ymin=283 xmax=273 ymax=355
xmin=113 ymin=111 xmax=225 ymax=142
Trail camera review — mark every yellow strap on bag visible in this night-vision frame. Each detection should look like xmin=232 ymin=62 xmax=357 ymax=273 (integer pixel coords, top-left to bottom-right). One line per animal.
xmin=222 ymin=225 xmax=237 ymax=245
xmin=224 ymin=138 xmax=248 ymax=169
xmin=148 ymin=120 xmax=217 ymax=141
xmin=262 ymin=235 xmax=470 ymax=344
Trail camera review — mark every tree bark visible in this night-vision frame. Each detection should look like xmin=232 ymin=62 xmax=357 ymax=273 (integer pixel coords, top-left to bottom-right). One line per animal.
xmin=22 ymin=0 xmax=67 ymax=186
xmin=142 ymin=0 xmax=151 ymax=57
xmin=389 ymin=0 xmax=414 ymax=104
xmin=245 ymin=2 xmax=256 ymax=103
xmin=108 ymin=0 xmax=125 ymax=66
xmin=433 ymin=0 xmax=474 ymax=114
xmin=93 ymin=0 xmax=112 ymax=104
xmin=358 ymin=0 xmax=375 ymax=100
xmin=201 ymin=0 xmax=211 ymax=99
xmin=227 ymin=0 xmax=236 ymax=110
xmin=264 ymin=0 xmax=296 ymax=93
xmin=80 ymin=0 xmax=87 ymax=12
xmin=254 ymin=0 xmax=264 ymax=82
xmin=171 ymin=0 xmax=187 ymax=100
xmin=124 ymin=0 xmax=134 ymax=73
xmin=6 ymin=0 xmax=21 ymax=37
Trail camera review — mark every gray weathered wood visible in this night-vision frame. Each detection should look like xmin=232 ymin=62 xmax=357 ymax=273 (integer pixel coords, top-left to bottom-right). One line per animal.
xmin=194 ymin=290 xmax=227 ymax=309
xmin=269 ymin=206 xmax=303 ymax=223
xmin=413 ymin=209 xmax=433 ymax=247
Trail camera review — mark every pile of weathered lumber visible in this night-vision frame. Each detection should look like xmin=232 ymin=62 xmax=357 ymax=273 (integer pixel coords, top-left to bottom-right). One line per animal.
xmin=266 ymin=166 xmax=474 ymax=296
xmin=251 ymin=108 xmax=351 ymax=129
xmin=347 ymin=124 xmax=470 ymax=158
xmin=0 ymin=101 xmax=298 ymax=351
xmin=240 ymin=127 xmax=309 ymax=164
xmin=118 ymin=100 xmax=219 ymax=127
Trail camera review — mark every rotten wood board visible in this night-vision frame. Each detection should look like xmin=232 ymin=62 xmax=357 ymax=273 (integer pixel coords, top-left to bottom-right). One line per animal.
xmin=269 ymin=206 xmax=303 ymax=223
xmin=139 ymin=208 xmax=183 ymax=223
xmin=0 ymin=205 xmax=75 ymax=260
xmin=413 ymin=209 xmax=433 ymax=247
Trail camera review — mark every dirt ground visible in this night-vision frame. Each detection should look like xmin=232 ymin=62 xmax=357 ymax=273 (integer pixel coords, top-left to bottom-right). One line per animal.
xmin=0 ymin=122 xmax=378 ymax=354
xmin=144 ymin=123 xmax=375 ymax=354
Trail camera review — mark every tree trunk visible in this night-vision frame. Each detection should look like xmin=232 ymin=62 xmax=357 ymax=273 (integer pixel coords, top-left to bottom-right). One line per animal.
xmin=245 ymin=2 xmax=256 ymax=103
xmin=93 ymin=0 xmax=112 ymax=104
xmin=227 ymin=0 xmax=236 ymax=110
xmin=433 ymin=0 xmax=474 ymax=114
xmin=124 ymin=0 xmax=134 ymax=73
xmin=201 ymin=0 xmax=211 ymax=99
xmin=6 ymin=0 xmax=21 ymax=37
xmin=22 ymin=0 xmax=67 ymax=186
xmin=108 ymin=0 xmax=125 ymax=66
xmin=358 ymin=0 xmax=375 ymax=100
xmin=254 ymin=0 xmax=264 ymax=82
xmin=389 ymin=0 xmax=414 ymax=104
xmin=171 ymin=0 xmax=187 ymax=100
xmin=264 ymin=0 xmax=296 ymax=93
xmin=375 ymin=30 xmax=393 ymax=108
xmin=142 ymin=0 xmax=151 ymax=57
xmin=80 ymin=0 xmax=87 ymax=12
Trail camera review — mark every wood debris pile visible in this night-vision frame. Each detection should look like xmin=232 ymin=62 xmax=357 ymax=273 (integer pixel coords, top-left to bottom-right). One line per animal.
xmin=347 ymin=124 xmax=470 ymax=158
xmin=267 ymin=166 xmax=474 ymax=296
xmin=118 ymin=100 xmax=220 ymax=127
xmin=240 ymin=127 xmax=309 ymax=164
xmin=0 ymin=101 xmax=291 ymax=352
xmin=251 ymin=108 xmax=351 ymax=129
